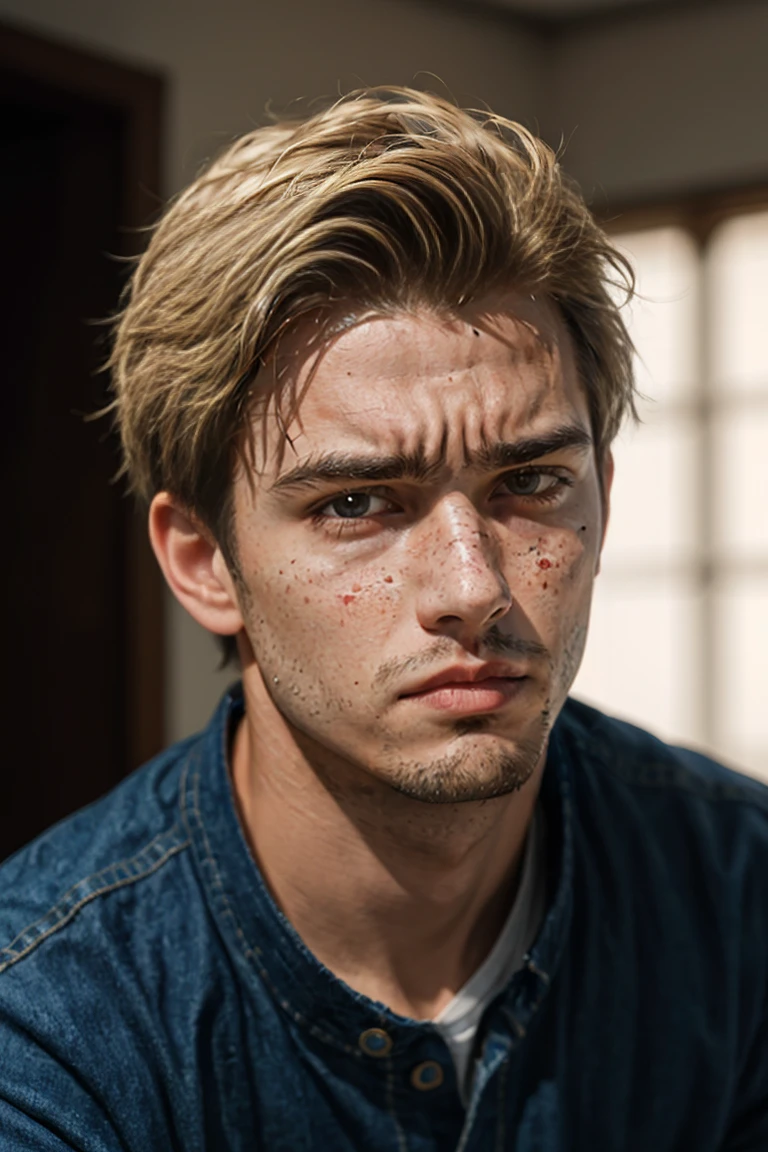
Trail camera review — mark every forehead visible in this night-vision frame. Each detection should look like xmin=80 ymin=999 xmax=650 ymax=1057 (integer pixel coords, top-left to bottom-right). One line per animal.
xmin=263 ymin=291 xmax=589 ymax=473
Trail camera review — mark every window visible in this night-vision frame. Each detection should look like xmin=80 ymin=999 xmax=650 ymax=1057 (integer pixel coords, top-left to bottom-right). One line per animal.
xmin=572 ymin=202 xmax=768 ymax=784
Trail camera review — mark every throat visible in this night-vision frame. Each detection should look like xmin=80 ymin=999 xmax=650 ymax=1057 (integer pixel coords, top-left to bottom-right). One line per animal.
xmin=230 ymin=689 xmax=544 ymax=1020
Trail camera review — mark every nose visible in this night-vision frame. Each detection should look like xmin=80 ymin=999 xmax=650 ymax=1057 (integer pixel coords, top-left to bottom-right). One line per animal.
xmin=415 ymin=497 xmax=512 ymax=644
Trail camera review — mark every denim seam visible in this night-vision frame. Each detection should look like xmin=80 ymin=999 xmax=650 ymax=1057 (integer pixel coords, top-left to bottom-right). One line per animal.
xmin=385 ymin=1055 xmax=409 ymax=1152
xmin=457 ymin=1039 xmax=514 ymax=1152
xmin=0 ymin=826 xmax=190 ymax=974
xmin=494 ymin=1056 xmax=510 ymax=1152
xmin=500 ymin=1008 xmax=527 ymax=1039
xmin=572 ymin=728 xmax=768 ymax=811
xmin=184 ymin=758 xmax=362 ymax=1059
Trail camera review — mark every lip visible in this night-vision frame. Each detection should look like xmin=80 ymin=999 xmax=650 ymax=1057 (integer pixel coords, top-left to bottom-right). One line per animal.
xmin=400 ymin=662 xmax=529 ymax=698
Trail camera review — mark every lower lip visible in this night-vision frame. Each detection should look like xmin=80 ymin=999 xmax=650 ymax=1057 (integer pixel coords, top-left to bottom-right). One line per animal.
xmin=402 ymin=677 xmax=527 ymax=714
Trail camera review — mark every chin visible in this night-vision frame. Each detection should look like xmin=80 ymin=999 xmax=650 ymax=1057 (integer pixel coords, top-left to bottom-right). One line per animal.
xmin=383 ymin=726 xmax=548 ymax=806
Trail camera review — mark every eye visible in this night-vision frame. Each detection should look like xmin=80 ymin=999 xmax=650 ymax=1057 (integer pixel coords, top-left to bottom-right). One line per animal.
xmin=318 ymin=491 xmax=394 ymax=519
xmin=496 ymin=468 xmax=572 ymax=502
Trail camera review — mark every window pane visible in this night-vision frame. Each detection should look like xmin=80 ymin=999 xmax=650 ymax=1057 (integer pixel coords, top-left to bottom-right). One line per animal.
xmin=712 ymin=576 xmax=768 ymax=783
xmin=613 ymin=227 xmax=699 ymax=406
xmin=713 ymin=407 xmax=768 ymax=560
xmin=572 ymin=575 xmax=702 ymax=748
xmin=710 ymin=210 xmax=768 ymax=394
xmin=601 ymin=412 xmax=698 ymax=567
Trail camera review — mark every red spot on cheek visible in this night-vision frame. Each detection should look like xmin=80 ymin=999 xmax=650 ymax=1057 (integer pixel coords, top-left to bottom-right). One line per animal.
xmin=342 ymin=595 xmax=356 ymax=606
xmin=384 ymin=575 xmax=393 ymax=584
xmin=538 ymin=558 xmax=552 ymax=570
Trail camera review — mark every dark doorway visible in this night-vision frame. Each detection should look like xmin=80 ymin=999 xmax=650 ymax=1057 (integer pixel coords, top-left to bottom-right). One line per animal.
xmin=0 ymin=24 xmax=165 ymax=860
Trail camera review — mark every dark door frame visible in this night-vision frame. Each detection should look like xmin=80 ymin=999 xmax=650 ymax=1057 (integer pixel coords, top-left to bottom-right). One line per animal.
xmin=0 ymin=20 xmax=166 ymax=768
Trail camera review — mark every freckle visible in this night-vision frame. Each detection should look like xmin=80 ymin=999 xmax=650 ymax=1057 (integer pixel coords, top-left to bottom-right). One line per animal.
xmin=472 ymin=328 xmax=480 ymax=337
xmin=538 ymin=558 xmax=551 ymax=569
xmin=354 ymin=681 xmax=359 ymax=686
xmin=285 ymin=586 xmax=291 ymax=593
xmin=304 ymin=596 xmax=310 ymax=603
xmin=542 ymin=581 xmax=548 ymax=589
xmin=279 ymin=569 xmax=284 ymax=575
xmin=384 ymin=575 xmax=393 ymax=583
xmin=291 ymin=559 xmax=296 ymax=564
xmin=352 ymin=583 xmax=362 ymax=592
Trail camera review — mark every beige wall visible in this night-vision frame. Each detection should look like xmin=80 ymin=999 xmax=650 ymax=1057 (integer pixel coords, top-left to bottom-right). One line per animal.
xmin=540 ymin=0 xmax=768 ymax=200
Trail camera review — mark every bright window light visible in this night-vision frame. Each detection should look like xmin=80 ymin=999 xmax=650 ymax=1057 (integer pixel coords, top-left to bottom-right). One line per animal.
xmin=572 ymin=210 xmax=768 ymax=784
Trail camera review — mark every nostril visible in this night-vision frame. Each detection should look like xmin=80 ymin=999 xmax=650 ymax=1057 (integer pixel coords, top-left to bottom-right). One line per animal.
xmin=436 ymin=613 xmax=464 ymax=625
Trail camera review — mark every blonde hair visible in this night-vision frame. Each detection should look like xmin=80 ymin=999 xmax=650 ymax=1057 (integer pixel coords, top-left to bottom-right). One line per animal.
xmin=111 ymin=86 xmax=635 ymax=545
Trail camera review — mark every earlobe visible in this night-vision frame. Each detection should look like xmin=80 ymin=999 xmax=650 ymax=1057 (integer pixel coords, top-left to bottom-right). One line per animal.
xmin=148 ymin=493 xmax=244 ymax=636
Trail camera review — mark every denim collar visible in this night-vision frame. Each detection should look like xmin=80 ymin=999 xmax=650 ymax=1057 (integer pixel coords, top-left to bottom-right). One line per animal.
xmin=182 ymin=683 xmax=574 ymax=1057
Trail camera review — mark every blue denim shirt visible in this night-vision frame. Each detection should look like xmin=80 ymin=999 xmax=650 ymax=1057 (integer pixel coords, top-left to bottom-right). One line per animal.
xmin=1 ymin=685 xmax=766 ymax=1150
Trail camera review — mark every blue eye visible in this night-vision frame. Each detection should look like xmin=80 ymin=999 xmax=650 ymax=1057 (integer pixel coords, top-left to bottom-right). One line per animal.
xmin=503 ymin=470 xmax=545 ymax=496
xmin=320 ymin=492 xmax=392 ymax=519
xmin=498 ymin=469 xmax=572 ymax=501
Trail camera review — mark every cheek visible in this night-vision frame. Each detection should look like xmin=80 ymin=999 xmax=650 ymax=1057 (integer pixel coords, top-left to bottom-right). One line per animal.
xmin=509 ymin=528 xmax=593 ymax=598
xmin=333 ymin=570 xmax=403 ymax=630
xmin=245 ymin=558 xmax=403 ymax=659
xmin=507 ymin=529 xmax=595 ymax=699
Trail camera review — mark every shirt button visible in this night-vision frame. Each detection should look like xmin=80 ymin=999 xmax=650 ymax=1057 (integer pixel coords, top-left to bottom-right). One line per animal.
xmin=410 ymin=1060 xmax=444 ymax=1090
xmin=358 ymin=1028 xmax=393 ymax=1057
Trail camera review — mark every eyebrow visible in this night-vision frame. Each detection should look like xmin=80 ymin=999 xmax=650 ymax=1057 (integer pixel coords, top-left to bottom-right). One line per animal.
xmin=271 ymin=424 xmax=593 ymax=492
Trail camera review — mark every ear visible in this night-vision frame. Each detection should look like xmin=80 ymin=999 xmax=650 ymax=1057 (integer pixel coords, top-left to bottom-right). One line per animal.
xmin=596 ymin=449 xmax=614 ymax=575
xmin=148 ymin=492 xmax=244 ymax=636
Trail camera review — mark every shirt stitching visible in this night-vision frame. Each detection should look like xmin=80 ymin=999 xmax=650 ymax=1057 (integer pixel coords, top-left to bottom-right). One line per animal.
xmin=385 ymin=1055 xmax=409 ymax=1152
xmin=494 ymin=1056 xmax=510 ymax=1152
xmin=184 ymin=757 xmax=362 ymax=1059
xmin=0 ymin=826 xmax=190 ymax=974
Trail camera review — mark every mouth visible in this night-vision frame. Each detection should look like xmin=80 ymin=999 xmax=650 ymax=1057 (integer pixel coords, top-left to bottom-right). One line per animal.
xmin=399 ymin=664 xmax=530 ymax=715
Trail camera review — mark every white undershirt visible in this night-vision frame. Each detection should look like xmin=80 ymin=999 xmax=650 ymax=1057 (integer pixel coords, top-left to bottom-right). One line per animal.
xmin=433 ymin=803 xmax=547 ymax=1100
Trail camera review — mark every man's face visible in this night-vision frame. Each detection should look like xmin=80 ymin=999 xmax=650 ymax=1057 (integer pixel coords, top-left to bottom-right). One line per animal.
xmin=229 ymin=290 xmax=609 ymax=803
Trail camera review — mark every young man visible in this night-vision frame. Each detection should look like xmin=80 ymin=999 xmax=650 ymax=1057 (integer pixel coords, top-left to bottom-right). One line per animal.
xmin=1 ymin=88 xmax=766 ymax=1150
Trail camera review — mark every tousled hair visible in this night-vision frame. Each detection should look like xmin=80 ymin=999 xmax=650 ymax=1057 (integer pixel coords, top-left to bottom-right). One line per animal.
xmin=110 ymin=86 xmax=636 ymax=653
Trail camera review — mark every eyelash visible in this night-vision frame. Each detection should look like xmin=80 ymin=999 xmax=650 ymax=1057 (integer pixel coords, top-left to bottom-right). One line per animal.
xmin=309 ymin=467 xmax=574 ymax=534
xmin=496 ymin=467 xmax=574 ymax=503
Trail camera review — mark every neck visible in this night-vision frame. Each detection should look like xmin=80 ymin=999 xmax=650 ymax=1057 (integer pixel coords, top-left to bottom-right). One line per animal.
xmin=232 ymin=675 xmax=544 ymax=1020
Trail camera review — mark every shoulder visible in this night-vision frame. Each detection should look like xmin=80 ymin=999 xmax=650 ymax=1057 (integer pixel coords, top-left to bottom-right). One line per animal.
xmin=0 ymin=729 xmax=218 ymax=1145
xmin=557 ymin=695 xmax=768 ymax=813
xmin=0 ymin=730 xmax=202 ymax=974
xmin=553 ymin=697 xmax=768 ymax=933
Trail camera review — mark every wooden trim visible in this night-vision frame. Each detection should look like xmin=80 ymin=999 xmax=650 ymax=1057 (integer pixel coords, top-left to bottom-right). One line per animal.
xmin=0 ymin=20 xmax=166 ymax=766
xmin=593 ymin=182 xmax=768 ymax=240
